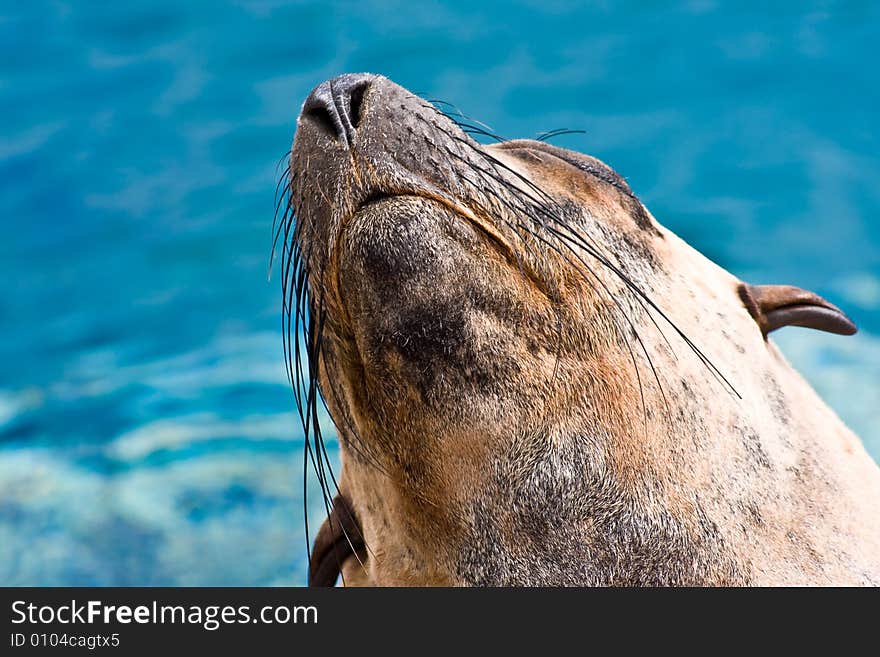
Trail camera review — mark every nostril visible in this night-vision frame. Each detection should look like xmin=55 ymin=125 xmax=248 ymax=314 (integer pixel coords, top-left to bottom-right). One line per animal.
xmin=301 ymin=80 xmax=347 ymax=143
xmin=304 ymin=104 xmax=338 ymax=140
xmin=347 ymin=81 xmax=368 ymax=131
xmin=300 ymin=74 xmax=374 ymax=147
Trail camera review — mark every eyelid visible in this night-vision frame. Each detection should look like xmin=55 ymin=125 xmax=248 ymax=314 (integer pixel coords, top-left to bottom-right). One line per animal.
xmin=548 ymin=151 xmax=632 ymax=195
xmin=504 ymin=140 xmax=632 ymax=195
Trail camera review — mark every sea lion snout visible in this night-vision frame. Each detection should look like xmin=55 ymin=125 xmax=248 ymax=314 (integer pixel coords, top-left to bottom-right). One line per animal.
xmin=301 ymin=73 xmax=374 ymax=147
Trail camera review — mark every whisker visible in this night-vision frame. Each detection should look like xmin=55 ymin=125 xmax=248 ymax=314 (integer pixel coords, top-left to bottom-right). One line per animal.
xmin=455 ymin=126 xmax=738 ymax=398
xmin=535 ymin=128 xmax=586 ymax=142
xmin=416 ymin=112 xmax=734 ymax=405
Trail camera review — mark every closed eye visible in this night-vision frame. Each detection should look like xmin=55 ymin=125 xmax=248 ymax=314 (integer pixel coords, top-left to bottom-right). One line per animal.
xmin=499 ymin=140 xmax=634 ymax=195
xmin=541 ymin=148 xmax=633 ymax=195
xmin=493 ymin=139 xmax=655 ymax=233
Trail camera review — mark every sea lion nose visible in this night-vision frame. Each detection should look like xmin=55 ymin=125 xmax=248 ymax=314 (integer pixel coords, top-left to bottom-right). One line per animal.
xmin=301 ymin=73 xmax=373 ymax=147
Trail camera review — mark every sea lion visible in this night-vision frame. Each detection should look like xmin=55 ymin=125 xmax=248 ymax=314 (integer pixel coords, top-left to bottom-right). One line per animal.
xmin=279 ymin=73 xmax=880 ymax=586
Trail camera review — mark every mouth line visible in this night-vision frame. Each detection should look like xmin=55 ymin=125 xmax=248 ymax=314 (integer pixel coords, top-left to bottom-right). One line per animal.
xmin=344 ymin=185 xmax=553 ymax=303
xmin=356 ymin=190 xmax=398 ymax=211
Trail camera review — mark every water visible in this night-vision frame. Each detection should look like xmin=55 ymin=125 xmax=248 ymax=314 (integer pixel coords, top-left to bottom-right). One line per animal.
xmin=1 ymin=1 xmax=878 ymax=585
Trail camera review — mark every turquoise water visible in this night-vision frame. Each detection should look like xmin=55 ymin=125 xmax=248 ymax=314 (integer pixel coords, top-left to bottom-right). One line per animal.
xmin=1 ymin=1 xmax=878 ymax=585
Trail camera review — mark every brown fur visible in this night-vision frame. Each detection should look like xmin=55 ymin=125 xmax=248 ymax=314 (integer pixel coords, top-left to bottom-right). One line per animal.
xmin=288 ymin=74 xmax=880 ymax=586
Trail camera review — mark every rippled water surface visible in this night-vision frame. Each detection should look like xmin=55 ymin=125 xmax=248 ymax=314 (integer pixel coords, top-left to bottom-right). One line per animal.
xmin=2 ymin=1 xmax=878 ymax=585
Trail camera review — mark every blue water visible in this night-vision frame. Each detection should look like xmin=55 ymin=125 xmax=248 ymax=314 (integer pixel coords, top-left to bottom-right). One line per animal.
xmin=1 ymin=1 xmax=878 ymax=585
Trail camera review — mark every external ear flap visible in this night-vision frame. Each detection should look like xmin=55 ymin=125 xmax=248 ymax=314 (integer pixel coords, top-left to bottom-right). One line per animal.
xmin=308 ymin=494 xmax=365 ymax=587
xmin=738 ymin=284 xmax=858 ymax=338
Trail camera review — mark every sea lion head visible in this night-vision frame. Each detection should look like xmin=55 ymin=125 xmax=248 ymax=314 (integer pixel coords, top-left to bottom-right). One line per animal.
xmin=281 ymin=73 xmax=873 ymax=586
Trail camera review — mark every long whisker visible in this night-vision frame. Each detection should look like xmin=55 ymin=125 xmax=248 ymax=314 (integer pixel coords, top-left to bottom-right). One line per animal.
xmin=454 ymin=154 xmax=660 ymax=432
xmin=535 ymin=128 xmax=587 ymax=142
xmin=275 ymin=154 xmax=376 ymax=584
xmin=437 ymin=121 xmax=739 ymax=399
xmin=428 ymin=103 xmax=717 ymax=404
